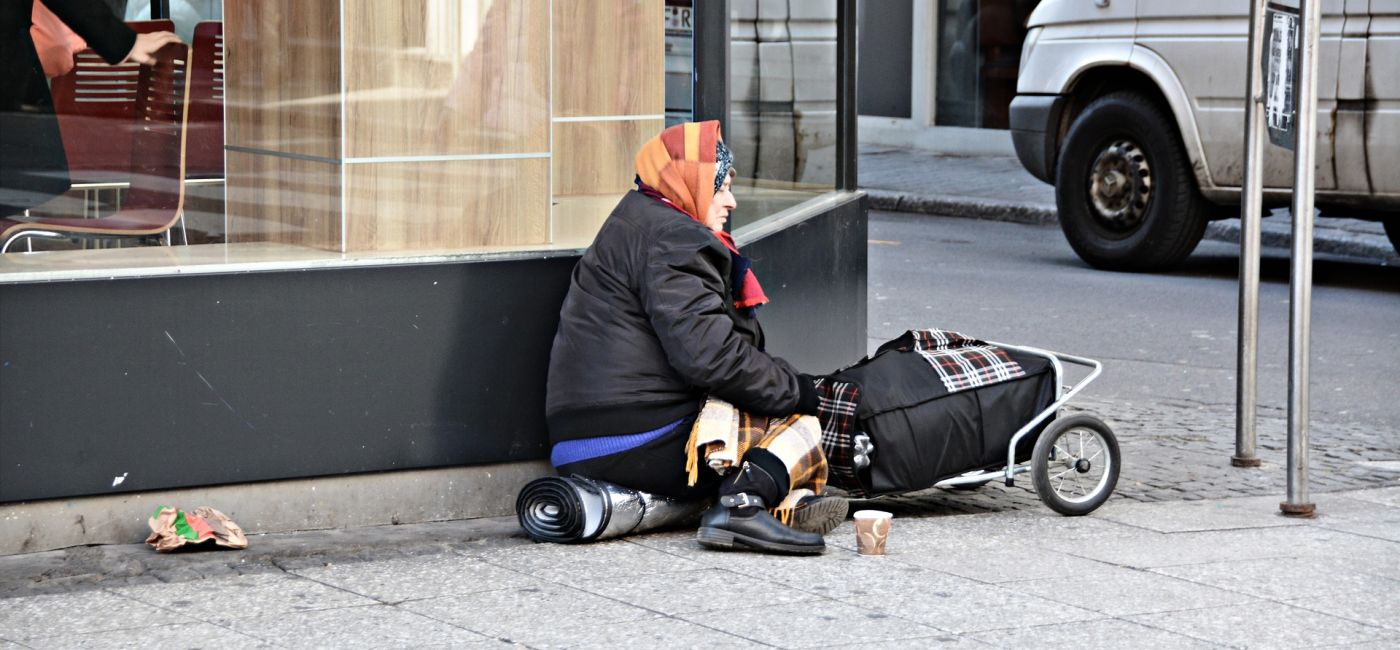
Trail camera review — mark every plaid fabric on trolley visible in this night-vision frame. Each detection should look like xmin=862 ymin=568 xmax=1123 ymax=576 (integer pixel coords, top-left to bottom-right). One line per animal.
xmin=813 ymin=377 xmax=864 ymax=492
xmin=901 ymin=329 xmax=1025 ymax=393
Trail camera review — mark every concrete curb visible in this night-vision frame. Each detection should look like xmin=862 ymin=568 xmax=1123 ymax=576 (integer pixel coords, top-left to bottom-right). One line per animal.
xmin=0 ymin=461 xmax=550 ymax=556
xmin=865 ymin=189 xmax=1056 ymax=226
xmin=866 ymin=188 xmax=1397 ymax=264
xmin=1204 ymin=220 xmax=1397 ymax=264
xmin=0 ymin=515 xmax=527 ymax=597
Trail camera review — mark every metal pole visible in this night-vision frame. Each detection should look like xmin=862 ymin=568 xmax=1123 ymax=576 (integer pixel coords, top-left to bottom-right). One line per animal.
xmin=1234 ymin=0 xmax=1267 ymax=469
xmin=693 ymin=0 xmax=732 ymax=138
xmin=1282 ymin=0 xmax=1321 ymax=517
xmin=836 ymin=0 xmax=859 ymax=191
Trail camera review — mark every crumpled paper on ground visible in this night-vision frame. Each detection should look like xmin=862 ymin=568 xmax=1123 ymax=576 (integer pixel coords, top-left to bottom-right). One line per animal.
xmin=145 ymin=505 xmax=248 ymax=552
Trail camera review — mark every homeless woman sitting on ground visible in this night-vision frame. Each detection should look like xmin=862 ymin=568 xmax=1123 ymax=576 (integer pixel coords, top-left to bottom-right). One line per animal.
xmin=545 ymin=121 xmax=846 ymax=555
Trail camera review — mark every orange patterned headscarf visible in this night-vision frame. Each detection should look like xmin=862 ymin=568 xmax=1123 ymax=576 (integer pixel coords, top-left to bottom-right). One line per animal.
xmin=634 ymin=120 xmax=724 ymax=222
xmin=634 ymin=121 xmax=769 ymax=313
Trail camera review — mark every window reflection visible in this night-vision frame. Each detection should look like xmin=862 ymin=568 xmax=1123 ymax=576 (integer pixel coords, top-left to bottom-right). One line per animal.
xmin=125 ymin=0 xmax=222 ymax=43
xmin=727 ymin=0 xmax=837 ymax=230
xmin=935 ymin=0 xmax=1037 ymax=129
xmin=665 ymin=1 xmax=694 ymax=127
xmin=1 ymin=0 xmax=846 ymax=275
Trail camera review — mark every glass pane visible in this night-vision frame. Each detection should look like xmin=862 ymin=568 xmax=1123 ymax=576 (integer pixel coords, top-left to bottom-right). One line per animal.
xmin=727 ymin=0 xmax=838 ymax=230
xmin=550 ymin=1 xmax=666 ymax=247
xmin=935 ymin=0 xmax=1037 ymax=129
xmin=665 ymin=0 xmax=695 ymax=127
xmin=1 ymin=0 xmax=668 ymax=278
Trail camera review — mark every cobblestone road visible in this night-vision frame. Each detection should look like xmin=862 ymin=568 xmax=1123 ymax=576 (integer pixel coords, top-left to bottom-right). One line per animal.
xmin=857 ymin=395 xmax=1400 ymax=516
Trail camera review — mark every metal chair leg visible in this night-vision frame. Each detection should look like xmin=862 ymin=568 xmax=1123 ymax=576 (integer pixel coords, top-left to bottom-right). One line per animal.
xmin=1 ymin=231 xmax=66 ymax=254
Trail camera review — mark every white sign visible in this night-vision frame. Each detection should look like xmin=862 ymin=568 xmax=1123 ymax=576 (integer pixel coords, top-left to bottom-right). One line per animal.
xmin=1264 ymin=4 xmax=1300 ymax=150
xmin=666 ymin=6 xmax=693 ymax=35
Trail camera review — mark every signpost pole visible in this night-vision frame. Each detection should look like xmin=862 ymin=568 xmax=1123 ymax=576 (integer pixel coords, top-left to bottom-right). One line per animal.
xmin=1234 ymin=0 xmax=1268 ymax=469
xmin=1282 ymin=0 xmax=1321 ymax=517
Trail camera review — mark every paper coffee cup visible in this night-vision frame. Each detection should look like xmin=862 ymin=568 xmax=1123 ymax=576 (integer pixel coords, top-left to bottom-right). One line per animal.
xmin=853 ymin=510 xmax=892 ymax=556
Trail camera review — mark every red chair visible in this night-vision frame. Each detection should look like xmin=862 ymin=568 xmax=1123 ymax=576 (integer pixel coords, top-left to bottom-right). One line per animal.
xmin=48 ymin=20 xmax=176 ymax=186
xmin=1 ymin=43 xmax=192 ymax=253
xmin=186 ymin=21 xmax=224 ymax=180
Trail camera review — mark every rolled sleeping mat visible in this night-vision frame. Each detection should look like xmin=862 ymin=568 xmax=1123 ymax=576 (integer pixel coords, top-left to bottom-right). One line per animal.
xmin=516 ymin=475 xmax=709 ymax=544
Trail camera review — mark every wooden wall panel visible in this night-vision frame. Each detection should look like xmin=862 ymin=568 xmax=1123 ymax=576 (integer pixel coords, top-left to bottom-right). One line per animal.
xmin=552 ymin=195 xmax=619 ymax=248
xmin=343 ymin=0 xmax=549 ymax=158
xmin=552 ymin=119 xmax=661 ymax=248
xmin=223 ymin=0 xmax=669 ymax=255
xmin=552 ymin=119 xmax=662 ymax=247
xmin=553 ymin=1 xmax=665 ymax=117
xmin=553 ymin=119 xmax=663 ymax=196
xmin=224 ymin=0 xmax=341 ymax=159
xmin=225 ymin=151 xmax=343 ymax=250
xmin=345 ymin=159 xmax=548 ymax=252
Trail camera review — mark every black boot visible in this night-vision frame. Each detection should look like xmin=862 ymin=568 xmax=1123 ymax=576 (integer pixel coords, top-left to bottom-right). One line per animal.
xmin=696 ymin=461 xmax=825 ymax=555
xmin=791 ymin=494 xmax=849 ymax=535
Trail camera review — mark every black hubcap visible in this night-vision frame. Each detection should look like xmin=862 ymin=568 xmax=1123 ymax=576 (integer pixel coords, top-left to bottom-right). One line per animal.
xmin=1088 ymin=139 xmax=1152 ymax=232
xmin=1075 ymin=458 xmax=1092 ymax=473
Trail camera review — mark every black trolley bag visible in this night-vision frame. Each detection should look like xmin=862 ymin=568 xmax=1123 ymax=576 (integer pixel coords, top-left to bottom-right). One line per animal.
xmin=824 ymin=330 xmax=1058 ymax=497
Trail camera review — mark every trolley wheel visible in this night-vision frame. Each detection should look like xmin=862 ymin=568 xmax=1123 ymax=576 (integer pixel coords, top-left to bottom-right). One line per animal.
xmin=1032 ymin=414 xmax=1120 ymax=516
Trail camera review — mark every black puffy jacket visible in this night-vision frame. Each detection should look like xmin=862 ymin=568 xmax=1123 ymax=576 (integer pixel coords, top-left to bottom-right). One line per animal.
xmin=546 ymin=191 xmax=817 ymax=443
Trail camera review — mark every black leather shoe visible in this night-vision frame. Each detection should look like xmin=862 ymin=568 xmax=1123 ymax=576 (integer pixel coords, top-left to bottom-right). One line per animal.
xmin=791 ymin=495 xmax=848 ymax=535
xmin=696 ymin=493 xmax=825 ymax=555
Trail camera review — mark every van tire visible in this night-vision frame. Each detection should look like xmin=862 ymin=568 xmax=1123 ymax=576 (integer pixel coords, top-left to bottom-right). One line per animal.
xmin=1056 ymin=92 xmax=1208 ymax=271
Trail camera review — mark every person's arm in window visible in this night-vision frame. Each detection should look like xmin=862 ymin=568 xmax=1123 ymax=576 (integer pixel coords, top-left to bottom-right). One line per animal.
xmin=39 ymin=0 xmax=179 ymax=65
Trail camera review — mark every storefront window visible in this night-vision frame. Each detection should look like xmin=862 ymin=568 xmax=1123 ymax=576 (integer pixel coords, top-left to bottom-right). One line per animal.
xmin=935 ymin=0 xmax=1037 ymax=129
xmin=226 ymin=0 xmax=666 ymax=252
xmin=727 ymin=0 xmax=838 ymax=230
xmin=2 ymin=0 xmax=854 ymax=278
xmin=1 ymin=0 xmax=668 ymax=274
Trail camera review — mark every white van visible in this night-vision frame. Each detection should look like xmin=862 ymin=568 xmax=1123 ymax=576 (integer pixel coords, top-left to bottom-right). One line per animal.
xmin=1010 ymin=0 xmax=1398 ymax=271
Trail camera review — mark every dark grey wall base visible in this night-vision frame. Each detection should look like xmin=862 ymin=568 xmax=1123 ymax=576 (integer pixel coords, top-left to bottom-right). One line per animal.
xmin=1 ymin=196 xmax=868 ymax=503
xmin=1 ymin=257 xmax=576 ymax=502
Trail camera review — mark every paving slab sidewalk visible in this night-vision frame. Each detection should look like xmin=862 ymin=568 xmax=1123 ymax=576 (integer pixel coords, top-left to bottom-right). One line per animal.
xmin=859 ymin=144 xmax=1399 ymax=265
xmin=1 ymin=487 xmax=1397 ymax=648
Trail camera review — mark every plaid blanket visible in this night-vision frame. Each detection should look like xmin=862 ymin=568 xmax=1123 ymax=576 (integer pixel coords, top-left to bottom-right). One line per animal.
xmin=894 ymin=329 xmax=1026 ymax=393
xmin=685 ymin=397 xmax=827 ymax=519
xmin=813 ymin=377 xmax=864 ymax=492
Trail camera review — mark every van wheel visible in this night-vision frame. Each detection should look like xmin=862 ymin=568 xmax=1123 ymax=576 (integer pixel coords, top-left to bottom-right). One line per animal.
xmin=1056 ymin=92 xmax=1208 ymax=271
xmin=1384 ymin=217 xmax=1400 ymax=256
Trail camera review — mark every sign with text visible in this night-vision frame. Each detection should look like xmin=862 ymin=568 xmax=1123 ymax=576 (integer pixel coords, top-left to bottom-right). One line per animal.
xmin=1264 ymin=2 xmax=1300 ymax=150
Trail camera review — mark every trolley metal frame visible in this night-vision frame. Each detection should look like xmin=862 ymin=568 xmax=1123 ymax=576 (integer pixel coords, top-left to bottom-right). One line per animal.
xmin=929 ymin=343 xmax=1104 ymax=490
